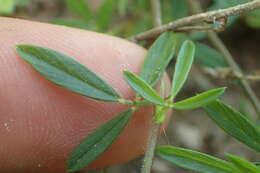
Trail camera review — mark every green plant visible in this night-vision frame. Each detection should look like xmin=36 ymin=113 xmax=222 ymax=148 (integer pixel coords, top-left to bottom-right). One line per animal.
xmin=16 ymin=30 xmax=260 ymax=173
xmin=0 ymin=0 xmax=28 ymax=15
xmin=13 ymin=1 xmax=260 ymax=173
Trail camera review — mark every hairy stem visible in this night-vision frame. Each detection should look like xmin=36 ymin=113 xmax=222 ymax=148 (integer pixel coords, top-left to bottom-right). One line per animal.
xmin=129 ymin=0 xmax=260 ymax=41
xmin=141 ymin=122 xmax=161 ymax=173
xmin=141 ymin=1 xmax=162 ymax=173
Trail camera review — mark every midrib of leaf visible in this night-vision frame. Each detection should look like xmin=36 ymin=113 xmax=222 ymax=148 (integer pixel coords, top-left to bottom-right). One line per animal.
xmin=18 ymin=46 xmax=120 ymax=100
xmin=204 ymin=101 xmax=260 ymax=151
xmin=220 ymin=104 xmax=260 ymax=146
xmin=68 ymin=109 xmax=133 ymax=171
xmin=73 ymin=111 xmax=127 ymax=162
xmin=38 ymin=51 xmax=114 ymax=96
xmin=157 ymin=146 xmax=234 ymax=173
xmin=172 ymin=152 xmax=232 ymax=171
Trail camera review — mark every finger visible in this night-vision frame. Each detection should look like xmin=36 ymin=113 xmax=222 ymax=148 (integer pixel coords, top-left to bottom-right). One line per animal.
xmin=0 ymin=17 xmax=171 ymax=173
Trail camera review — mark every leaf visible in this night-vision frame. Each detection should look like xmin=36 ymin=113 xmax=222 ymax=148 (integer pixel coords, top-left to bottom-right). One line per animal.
xmin=172 ymin=88 xmax=225 ymax=110
xmin=123 ymin=71 xmax=164 ymax=106
xmin=171 ymin=40 xmax=195 ymax=98
xmin=17 ymin=45 xmax=121 ymax=102
xmin=255 ymin=162 xmax=260 ymax=168
xmin=195 ymin=43 xmax=227 ymax=68
xmin=67 ymin=109 xmax=133 ymax=172
xmin=0 ymin=0 xmax=14 ymax=15
xmin=96 ymin=0 xmax=116 ymax=30
xmin=203 ymin=100 xmax=260 ymax=152
xmin=140 ymin=32 xmax=177 ymax=87
xmin=170 ymin=0 xmax=188 ymax=20
xmin=14 ymin=0 xmax=29 ymax=7
xmin=226 ymin=154 xmax=260 ymax=173
xmin=65 ymin=0 xmax=92 ymax=22
xmin=156 ymin=145 xmax=235 ymax=173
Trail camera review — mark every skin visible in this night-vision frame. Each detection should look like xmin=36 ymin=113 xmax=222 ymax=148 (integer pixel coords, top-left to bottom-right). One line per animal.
xmin=0 ymin=17 xmax=171 ymax=173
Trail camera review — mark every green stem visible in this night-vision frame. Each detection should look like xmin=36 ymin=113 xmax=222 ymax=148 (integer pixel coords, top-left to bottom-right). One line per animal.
xmin=118 ymin=99 xmax=154 ymax=106
xmin=140 ymin=121 xmax=161 ymax=173
xmin=141 ymin=0 xmax=162 ymax=173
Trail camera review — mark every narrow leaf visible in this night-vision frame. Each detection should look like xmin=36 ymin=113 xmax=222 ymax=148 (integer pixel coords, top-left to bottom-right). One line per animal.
xmin=0 ymin=0 xmax=14 ymax=15
xmin=124 ymin=71 xmax=164 ymax=105
xmin=172 ymin=88 xmax=225 ymax=110
xmin=67 ymin=109 xmax=133 ymax=172
xmin=204 ymin=100 xmax=260 ymax=152
xmin=140 ymin=32 xmax=177 ymax=87
xmin=226 ymin=154 xmax=260 ymax=173
xmin=171 ymin=40 xmax=195 ymax=98
xmin=65 ymin=0 xmax=92 ymax=22
xmin=255 ymin=162 xmax=260 ymax=167
xmin=170 ymin=0 xmax=188 ymax=20
xmin=17 ymin=45 xmax=121 ymax=102
xmin=195 ymin=43 xmax=227 ymax=68
xmin=156 ymin=145 xmax=235 ymax=173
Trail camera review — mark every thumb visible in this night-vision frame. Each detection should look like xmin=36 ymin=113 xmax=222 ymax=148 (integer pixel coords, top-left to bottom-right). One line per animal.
xmin=0 ymin=17 xmax=170 ymax=173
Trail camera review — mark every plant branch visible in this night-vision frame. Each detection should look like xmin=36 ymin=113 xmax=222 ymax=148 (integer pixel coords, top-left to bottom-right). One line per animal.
xmin=141 ymin=121 xmax=161 ymax=173
xmin=187 ymin=0 xmax=260 ymax=119
xmin=174 ymin=25 xmax=224 ymax=32
xmin=129 ymin=0 xmax=260 ymax=41
xmin=141 ymin=1 xmax=162 ymax=173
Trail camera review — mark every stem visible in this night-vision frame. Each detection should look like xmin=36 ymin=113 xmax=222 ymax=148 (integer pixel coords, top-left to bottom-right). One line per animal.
xmin=151 ymin=0 xmax=162 ymax=26
xmin=141 ymin=1 xmax=162 ymax=173
xmin=129 ymin=0 xmax=260 ymax=41
xmin=187 ymin=0 xmax=260 ymax=119
xmin=141 ymin=122 xmax=161 ymax=173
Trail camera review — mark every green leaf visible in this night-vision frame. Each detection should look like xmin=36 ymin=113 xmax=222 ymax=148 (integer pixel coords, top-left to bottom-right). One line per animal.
xmin=96 ymin=0 xmax=116 ymax=30
xmin=140 ymin=32 xmax=177 ymax=87
xmin=65 ymin=0 xmax=92 ymax=22
xmin=171 ymin=40 xmax=195 ymax=98
xmin=255 ymin=162 xmax=260 ymax=167
xmin=14 ymin=0 xmax=29 ymax=7
xmin=67 ymin=109 xmax=133 ymax=172
xmin=0 ymin=0 xmax=14 ymax=15
xmin=156 ymin=145 xmax=235 ymax=173
xmin=226 ymin=154 xmax=260 ymax=173
xmin=203 ymin=100 xmax=260 ymax=152
xmin=172 ymin=88 xmax=225 ymax=110
xmin=17 ymin=45 xmax=121 ymax=102
xmin=195 ymin=43 xmax=227 ymax=68
xmin=123 ymin=71 xmax=164 ymax=105
xmin=170 ymin=0 xmax=188 ymax=20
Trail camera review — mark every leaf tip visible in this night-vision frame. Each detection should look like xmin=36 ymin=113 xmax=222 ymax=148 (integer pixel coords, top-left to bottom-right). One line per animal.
xmin=184 ymin=40 xmax=195 ymax=48
xmin=16 ymin=44 xmax=34 ymax=55
xmin=123 ymin=70 xmax=130 ymax=74
xmin=217 ymin=87 xmax=226 ymax=96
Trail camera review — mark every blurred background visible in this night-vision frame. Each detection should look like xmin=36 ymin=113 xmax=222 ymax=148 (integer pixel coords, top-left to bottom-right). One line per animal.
xmin=1 ymin=0 xmax=260 ymax=172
